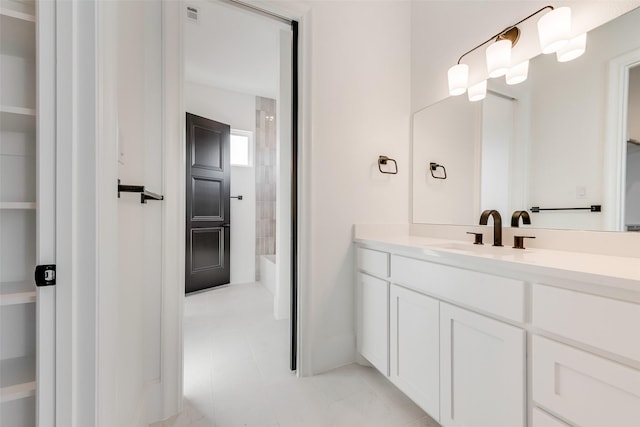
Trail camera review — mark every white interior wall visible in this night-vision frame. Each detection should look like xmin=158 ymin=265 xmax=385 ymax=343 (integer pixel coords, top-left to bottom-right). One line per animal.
xmin=412 ymin=96 xmax=480 ymax=225
xmin=296 ymin=1 xmax=411 ymax=374
xmin=115 ymin=2 xmax=163 ymax=425
xmin=481 ymin=94 xmax=516 ymax=216
xmin=185 ymin=82 xmax=257 ymax=284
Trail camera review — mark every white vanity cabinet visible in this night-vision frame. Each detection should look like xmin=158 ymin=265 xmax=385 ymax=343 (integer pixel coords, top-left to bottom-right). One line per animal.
xmin=355 ymin=238 xmax=640 ymax=427
xmin=357 ymin=272 xmax=388 ymax=375
xmin=531 ymin=284 xmax=640 ymax=427
xmin=356 ymin=248 xmax=390 ymax=375
xmin=389 ymin=284 xmax=440 ymax=419
xmin=440 ymin=302 xmax=525 ymax=427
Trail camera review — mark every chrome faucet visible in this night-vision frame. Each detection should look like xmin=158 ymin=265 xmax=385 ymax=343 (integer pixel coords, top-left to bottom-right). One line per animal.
xmin=511 ymin=210 xmax=531 ymax=227
xmin=479 ymin=210 xmax=503 ymax=246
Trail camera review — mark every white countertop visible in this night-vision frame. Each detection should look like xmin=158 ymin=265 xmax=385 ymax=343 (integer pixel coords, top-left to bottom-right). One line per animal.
xmin=354 ymin=231 xmax=640 ymax=295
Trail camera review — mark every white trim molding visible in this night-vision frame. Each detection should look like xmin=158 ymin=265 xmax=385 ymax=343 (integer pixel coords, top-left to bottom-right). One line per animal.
xmin=604 ymin=48 xmax=640 ymax=231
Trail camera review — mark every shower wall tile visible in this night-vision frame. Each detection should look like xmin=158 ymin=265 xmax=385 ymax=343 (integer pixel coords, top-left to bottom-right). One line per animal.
xmin=255 ymin=96 xmax=277 ymax=280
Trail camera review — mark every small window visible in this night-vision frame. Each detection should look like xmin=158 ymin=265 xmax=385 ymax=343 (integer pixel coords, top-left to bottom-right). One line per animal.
xmin=230 ymin=130 xmax=253 ymax=167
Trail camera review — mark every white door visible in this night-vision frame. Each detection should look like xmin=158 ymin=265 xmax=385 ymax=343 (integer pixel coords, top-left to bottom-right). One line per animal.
xmin=389 ymin=284 xmax=440 ymax=421
xmin=357 ymin=273 xmax=388 ymax=375
xmin=440 ymin=302 xmax=525 ymax=427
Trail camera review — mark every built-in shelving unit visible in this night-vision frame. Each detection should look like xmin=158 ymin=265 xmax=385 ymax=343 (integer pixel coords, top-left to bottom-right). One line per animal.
xmin=0 ymin=281 xmax=36 ymax=306
xmin=1 ymin=1 xmax=38 ymax=425
xmin=0 ymin=356 xmax=36 ymax=402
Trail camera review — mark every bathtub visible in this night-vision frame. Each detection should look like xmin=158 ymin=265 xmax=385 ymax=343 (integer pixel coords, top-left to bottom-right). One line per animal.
xmin=260 ymin=254 xmax=276 ymax=296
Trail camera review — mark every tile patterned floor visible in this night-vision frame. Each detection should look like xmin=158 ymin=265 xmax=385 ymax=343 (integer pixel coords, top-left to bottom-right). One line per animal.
xmin=151 ymin=282 xmax=440 ymax=427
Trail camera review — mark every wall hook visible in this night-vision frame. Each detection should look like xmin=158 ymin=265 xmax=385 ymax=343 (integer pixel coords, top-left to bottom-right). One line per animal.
xmin=378 ymin=156 xmax=398 ymax=174
xmin=430 ymin=162 xmax=447 ymax=179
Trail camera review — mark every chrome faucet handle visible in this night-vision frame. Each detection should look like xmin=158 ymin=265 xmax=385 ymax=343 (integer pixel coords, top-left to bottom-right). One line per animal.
xmin=466 ymin=232 xmax=484 ymax=245
xmin=513 ymin=235 xmax=535 ymax=249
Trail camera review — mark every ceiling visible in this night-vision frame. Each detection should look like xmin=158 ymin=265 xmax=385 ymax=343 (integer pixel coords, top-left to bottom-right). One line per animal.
xmin=184 ymin=0 xmax=287 ymax=99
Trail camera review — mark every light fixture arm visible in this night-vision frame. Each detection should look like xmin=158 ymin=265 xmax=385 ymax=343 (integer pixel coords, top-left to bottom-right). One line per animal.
xmin=456 ymin=5 xmax=554 ymax=64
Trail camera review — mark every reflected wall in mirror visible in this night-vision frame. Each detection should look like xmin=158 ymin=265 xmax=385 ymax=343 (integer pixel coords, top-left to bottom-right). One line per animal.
xmin=412 ymin=7 xmax=640 ymax=232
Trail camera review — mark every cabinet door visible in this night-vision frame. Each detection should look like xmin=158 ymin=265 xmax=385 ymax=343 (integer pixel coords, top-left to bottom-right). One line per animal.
xmin=440 ymin=302 xmax=525 ymax=427
xmin=389 ymin=284 xmax=439 ymax=421
xmin=357 ymin=273 xmax=388 ymax=375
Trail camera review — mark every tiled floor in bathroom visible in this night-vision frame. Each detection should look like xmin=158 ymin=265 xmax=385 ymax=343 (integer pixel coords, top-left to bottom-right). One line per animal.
xmin=153 ymin=282 xmax=440 ymax=427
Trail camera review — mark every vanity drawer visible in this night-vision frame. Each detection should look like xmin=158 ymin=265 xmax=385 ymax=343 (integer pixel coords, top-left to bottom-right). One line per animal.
xmin=532 ymin=335 xmax=640 ymax=427
xmin=357 ymin=247 xmax=389 ymax=278
xmin=391 ymin=255 xmax=525 ymax=322
xmin=532 ymin=284 xmax=640 ymax=362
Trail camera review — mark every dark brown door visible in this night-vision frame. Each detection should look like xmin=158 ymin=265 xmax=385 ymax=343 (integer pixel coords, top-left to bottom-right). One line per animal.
xmin=185 ymin=113 xmax=231 ymax=293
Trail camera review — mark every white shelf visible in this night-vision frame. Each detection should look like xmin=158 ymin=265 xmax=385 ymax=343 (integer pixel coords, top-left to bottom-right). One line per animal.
xmin=0 ymin=106 xmax=36 ymax=132
xmin=0 ymin=8 xmax=35 ymax=57
xmin=0 ymin=202 xmax=36 ymax=210
xmin=0 ymin=355 xmax=36 ymax=403
xmin=0 ymin=6 xmax=35 ymax=22
xmin=0 ymin=281 xmax=35 ymax=306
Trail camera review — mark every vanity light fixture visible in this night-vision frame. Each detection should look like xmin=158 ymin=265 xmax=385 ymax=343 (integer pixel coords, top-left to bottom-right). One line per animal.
xmin=486 ymin=38 xmax=512 ymax=78
xmin=556 ymin=33 xmax=587 ymax=62
xmin=468 ymin=80 xmax=487 ymax=102
xmin=447 ymin=5 xmax=584 ymax=99
xmin=506 ymin=60 xmax=529 ymax=85
xmin=448 ymin=63 xmax=469 ymax=95
xmin=537 ymin=6 xmax=571 ymax=53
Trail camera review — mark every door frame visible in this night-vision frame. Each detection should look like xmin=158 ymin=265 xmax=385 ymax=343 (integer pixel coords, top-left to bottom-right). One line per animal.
xmin=158 ymin=0 xmax=312 ymax=418
xmin=604 ymin=48 xmax=640 ymax=231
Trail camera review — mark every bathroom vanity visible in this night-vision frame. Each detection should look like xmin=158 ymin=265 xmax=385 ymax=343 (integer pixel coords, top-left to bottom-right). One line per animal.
xmin=354 ymin=228 xmax=640 ymax=427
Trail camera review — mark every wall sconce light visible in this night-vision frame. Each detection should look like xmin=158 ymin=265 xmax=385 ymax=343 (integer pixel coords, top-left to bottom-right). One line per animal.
xmin=447 ymin=5 xmax=584 ymax=100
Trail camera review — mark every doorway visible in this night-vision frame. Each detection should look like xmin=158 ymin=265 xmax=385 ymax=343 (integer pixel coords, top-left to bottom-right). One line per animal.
xmin=182 ymin=0 xmax=299 ymax=381
xmin=624 ymin=64 xmax=640 ymax=230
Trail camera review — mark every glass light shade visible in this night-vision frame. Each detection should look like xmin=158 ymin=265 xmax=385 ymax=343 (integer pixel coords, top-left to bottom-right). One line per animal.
xmin=556 ymin=33 xmax=587 ymax=62
xmin=467 ymin=80 xmax=487 ymax=102
xmin=537 ymin=7 xmax=571 ymax=54
xmin=448 ymin=63 xmax=469 ymax=96
xmin=506 ymin=60 xmax=529 ymax=85
xmin=486 ymin=39 xmax=511 ymax=78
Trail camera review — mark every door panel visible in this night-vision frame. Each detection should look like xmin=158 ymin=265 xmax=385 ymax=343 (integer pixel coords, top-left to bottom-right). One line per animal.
xmin=185 ymin=113 xmax=230 ymax=293
xmin=192 ymin=177 xmax=223 ymax=220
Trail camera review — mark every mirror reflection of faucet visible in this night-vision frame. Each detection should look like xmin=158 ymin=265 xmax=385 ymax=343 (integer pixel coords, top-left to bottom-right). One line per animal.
xmin=479 ymin=210 xmax=503 ymax=246
xmin=511 ymin=210 xmax=531 ymax=227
